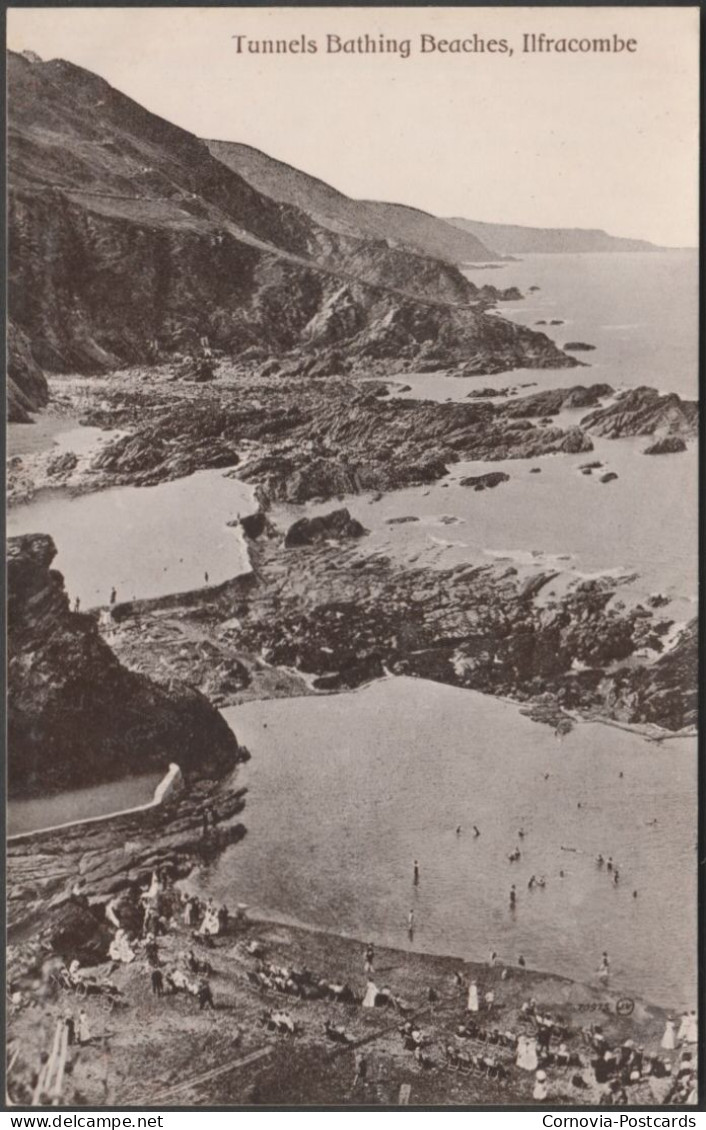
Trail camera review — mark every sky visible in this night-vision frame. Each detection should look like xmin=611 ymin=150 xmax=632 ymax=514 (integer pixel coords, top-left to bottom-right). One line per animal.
xmin=7 ymin=6 xmax=700 ymax=246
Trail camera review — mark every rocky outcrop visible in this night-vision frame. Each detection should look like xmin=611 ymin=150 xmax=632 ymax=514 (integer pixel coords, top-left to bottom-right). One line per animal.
xmin=81 ymin=378 xmax=594 ymax=503
xmin=581 ymin=387 xmax=698 ymax=439
xmin=563 ymin=342 xmax=596 ymax=351
xmin=459 ymin=472 xmax=510 ymax=490
xmin=7 ymin=321 xmax=49 ymax=422
xmin=284 ymin=508 xmax=367 ymax=547
xmin=500 ymin=384 xmax=613 ymax=418
xmin=643 ymin=436 xmax=688 ymax=455
xmin=604 ymin=620 xmax=697 ymax=731
xmin=7 ymin=534 xmax=241 ymax=798
xmin=105 ymin=517 xmax=688 ymax=732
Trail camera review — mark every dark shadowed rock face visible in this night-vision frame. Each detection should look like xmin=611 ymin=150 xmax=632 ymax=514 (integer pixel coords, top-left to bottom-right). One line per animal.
xmin=581 ymin=387 xmax=698 ymax=439
xmin=285 ymin=508 xmax=368 ymax=547
xmin=7 ymin=50 xmax=576 ymax=382
xmin=8 ymin=321 xmax=49 ymax=422
xmin=7 ymin=534 xmax=241 ymax=799
xmin=605 ymin=620 xmax=697 ymax=731
xmin=643 ymin=436 xmax=688 ymax=455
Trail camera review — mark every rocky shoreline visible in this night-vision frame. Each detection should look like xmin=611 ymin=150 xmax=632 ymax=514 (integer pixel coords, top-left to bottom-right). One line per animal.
xmin=6 ymin=363 xmax=698 ymax=1107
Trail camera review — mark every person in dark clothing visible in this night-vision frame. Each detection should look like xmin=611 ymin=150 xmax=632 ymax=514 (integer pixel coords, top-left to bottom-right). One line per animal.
xmin=151 ymin=969 xmax=164 ymax=997
xmin=64 ymin=1015 xmax=75 ymax=1046
xmin=198 ymin=978 xmax=215 ymax=1010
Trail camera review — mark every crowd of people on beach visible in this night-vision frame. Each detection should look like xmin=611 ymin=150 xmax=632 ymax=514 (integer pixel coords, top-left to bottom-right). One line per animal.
xmin=10 ymin=799 xmax=697 ymax=1107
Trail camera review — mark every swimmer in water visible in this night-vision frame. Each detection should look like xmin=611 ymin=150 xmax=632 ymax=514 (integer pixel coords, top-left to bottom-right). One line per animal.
xmin=596 ymin=854 xmax=605 ymax=867
xmin=509 ymin=885 xmax=517 ymax=907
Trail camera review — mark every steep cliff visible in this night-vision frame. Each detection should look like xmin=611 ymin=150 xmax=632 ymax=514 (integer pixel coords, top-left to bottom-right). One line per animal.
xmin=7 ymin=534 xmax=241 ymax=798
xmin=7 ymin=321 xmax=49 ymax=422
xmin=8 ymin=50 xmax=572 ymax=381
xmin=206 ymin=139 xmax=498 ymax=263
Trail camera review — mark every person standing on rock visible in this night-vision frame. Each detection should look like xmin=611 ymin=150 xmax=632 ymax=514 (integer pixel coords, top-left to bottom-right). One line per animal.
xmin=413 ymin=860 xmax=420 ymax=886
xmin=109 ymin=587 xmax=117 ymax=605
xmin=407 ymin=909 xmax=415 ymax=939
xmin=151 ymin=968 xmax=164 ymax=997
xmin=73 ymin=597 xmax=80 ymax=613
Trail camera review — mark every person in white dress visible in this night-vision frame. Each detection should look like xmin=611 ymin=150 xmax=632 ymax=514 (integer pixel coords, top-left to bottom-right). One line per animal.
xmin=678 ymin=1011 xmax=698 ymax=1045
xmin=661 ymin=1017 xmax=676 ymax=1051
xmin=198 ymin=901 xmax=220 ymax=936
xmin=533 ymin=1069 xmax=548 ymax=1101
xmin=109 ymin=929 xmax=135 ymax=964
xmin=362 ymin=980 xmax=379 ymax=1009
xmin=77 ymin=1009 xmax=91 ymax=1045
xmin=467 ymin=980 xmax=479 ymax=1012
xmin=516 ymin=1035 xmax=539 ymax=1072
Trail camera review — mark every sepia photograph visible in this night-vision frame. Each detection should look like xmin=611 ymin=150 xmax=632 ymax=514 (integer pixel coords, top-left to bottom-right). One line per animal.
xmin=4 ymin=5 xmax=700 ymax=1110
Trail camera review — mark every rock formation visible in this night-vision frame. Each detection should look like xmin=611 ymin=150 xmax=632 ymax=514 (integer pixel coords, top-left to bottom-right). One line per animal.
xmin=581 ymin=387 xmax=698 ymax=439
xmin=7 ymin=534 xmax=241 ymax=798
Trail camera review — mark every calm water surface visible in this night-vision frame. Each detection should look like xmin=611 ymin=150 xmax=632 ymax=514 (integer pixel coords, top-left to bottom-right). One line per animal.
xmin=200 ymin=678 xmax=697 ymax=1009
xmin=7 ymin=469 xmax=255 ymax=608
xmin=8 ymin=772 xmax=163 ymax=836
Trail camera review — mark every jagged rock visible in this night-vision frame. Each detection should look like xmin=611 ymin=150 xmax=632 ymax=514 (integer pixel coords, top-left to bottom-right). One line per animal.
xmin=564 ymin=341 xmax=596 ymax=351
xmin=46 ymin=451 xmax=78 ymax=477
xmin=459 ymin=472 xmax=510 ymax=491
xmin=7 ymin=534 xmax=241 ymax=798
xmin=386 ymin=516 xmax=420 ymax=524
xmin=501 ymin=384 xmax=612 ymax=418
xmin=643 ymin=436 xmax=688 ymax=455
xmin=600 ymin=472 xmax=618 ymax=483
xmin=239 ymin=510 xmax=268 ymax=539
xmin=581 ymin=387 xmax=698 ymax=439
xmin=466 ymin=387 xmax=510 ymax=399
xmin=285 ymin=508 xmax=368 ymax=547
